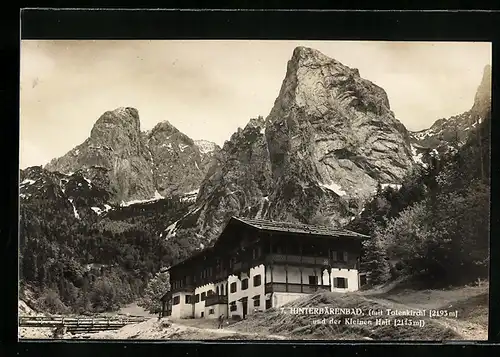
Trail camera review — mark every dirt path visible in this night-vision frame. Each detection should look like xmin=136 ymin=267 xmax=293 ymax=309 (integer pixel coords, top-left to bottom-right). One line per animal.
xmin=364 ymin=296 xmax=487 ymax=340
xmin=169 ymin=319 xmax=288 ymax=340
xmin=66 ymin=317 xmax=287 ymax=340
xmin=117 ymin=303 xmax=157 ymax=317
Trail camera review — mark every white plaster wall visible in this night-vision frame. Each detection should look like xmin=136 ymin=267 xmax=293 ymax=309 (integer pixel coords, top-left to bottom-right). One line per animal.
xmin=227 ymin=264 xmax=265 ymax=319
xmin=272 ymin=292 xmax=309 ymax=308
xmin=204 ymin=303 xmax=227 ymax=319
xmin=330 ymin=268 xmax=359 ymax=292
xmin=194 ymin=283 xmax=215 ymax=318
xmin=214 ymin=280 xmax=228 ymax=297
xmin=170 ymin=292 xmax=194 ymax=319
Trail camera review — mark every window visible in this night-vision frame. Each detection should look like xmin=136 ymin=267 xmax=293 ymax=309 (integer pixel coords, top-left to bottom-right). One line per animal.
xmin=253 ymin=297 xmax=260 ymax=307
xmin=195 ymin=294 xmax=200 ymax=303
xmin=342 ymin=251 xmax=348 ymax=262
xmin=334 ymin=277 xmax=348 ymax=289
xmin=253 ymin=275 xmax=262 ymax=287
xmin=331 ymin=250 xmax=338 ymax=261
xmin=230 ymin=302 xmax=237 ymax=311
xmin=207 ymin=290 xmax=214 ymax=296
xmin=209 ymin=308 xmax=215 ymax=315
xmin=172 ymin=296 xmax=180 ymax=305
xmin=230 ymin=282 xmax=237 ymax=293
xmin=334 ymin=251 xmax=347 ymax=262
xmin=308 ymin=276 xmax=318 ymax=285
xmin=241 ymin=279 xmax=249 ymax=290
xmin=201 ymin=292 xmax=206 ymax=301
xmin=265 ymin=299 xmax=272 ymax=309
xmin=185 ymin=295 xmax=192 ymax=304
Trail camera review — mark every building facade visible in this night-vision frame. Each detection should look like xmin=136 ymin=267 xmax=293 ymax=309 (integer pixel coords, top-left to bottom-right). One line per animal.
xmin=160 ymin=217 xmax=369 ymax=320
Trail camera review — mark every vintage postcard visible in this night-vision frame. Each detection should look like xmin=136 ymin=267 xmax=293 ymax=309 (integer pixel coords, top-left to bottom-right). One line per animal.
xmin=19 ymin=40 xmax=490 ymax=341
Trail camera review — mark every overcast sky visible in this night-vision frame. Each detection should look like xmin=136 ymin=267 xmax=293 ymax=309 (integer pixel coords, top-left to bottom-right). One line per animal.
xmin=20 ymin=40 xmax=491 ymax=169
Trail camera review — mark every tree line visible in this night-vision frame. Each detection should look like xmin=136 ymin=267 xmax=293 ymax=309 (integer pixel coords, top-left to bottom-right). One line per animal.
xmin=19 ymin=194 xmax=199 ymax=314
xmin=348 ymin=114 xmax=490 ymax=287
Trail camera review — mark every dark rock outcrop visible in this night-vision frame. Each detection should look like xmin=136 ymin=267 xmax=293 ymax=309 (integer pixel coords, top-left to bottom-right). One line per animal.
xmin=146 ymin=121 xmax=219 ymax=197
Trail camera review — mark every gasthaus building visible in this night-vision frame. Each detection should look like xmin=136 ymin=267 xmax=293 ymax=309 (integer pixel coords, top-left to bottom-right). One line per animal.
xmin=160 ymin=216 xmax=369 ymax=320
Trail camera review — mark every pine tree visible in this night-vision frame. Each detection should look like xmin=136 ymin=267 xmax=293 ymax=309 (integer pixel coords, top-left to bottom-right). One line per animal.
xmin=361 ymin=236 xmax=390 ymax=286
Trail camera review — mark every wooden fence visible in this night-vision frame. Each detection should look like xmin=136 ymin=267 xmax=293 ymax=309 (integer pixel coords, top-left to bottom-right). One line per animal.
xmin=19 ymin=315 xmax=149 ymax=335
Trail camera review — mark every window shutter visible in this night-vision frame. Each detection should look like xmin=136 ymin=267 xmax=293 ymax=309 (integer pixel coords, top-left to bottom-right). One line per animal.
xmin=343 ymin=251 xmax=348 ymax=262
xmin=333 ymin=278 xmax=338 ymax=288
xmin=332 ymin=251 xmax=338 ymax=261
xmin=345 ymin=278 xmax=348 ymax=289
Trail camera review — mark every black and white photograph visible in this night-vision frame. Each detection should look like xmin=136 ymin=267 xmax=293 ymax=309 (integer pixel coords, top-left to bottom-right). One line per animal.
xmin=18 ymin=40 xmax=491 ymax=341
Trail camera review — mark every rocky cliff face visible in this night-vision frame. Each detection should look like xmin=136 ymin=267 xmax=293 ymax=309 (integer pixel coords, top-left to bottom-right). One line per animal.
xmin=146 ymin=121 xmax=219 ymax=197
xmin=44 ymin=107 xmax=219 ymax=203
xmin=195 ymin=140 xmax=220 ymax=171
xmin=190 ymin=117 xmax=273 ymax=239
xmin=169 ymin=47 xmax=415 ymax=239
xmin=20 ymin=165 xmax=115 ymax=222
xmin=410 ymin=65 xmax=491 ymax=151
xmin=45 ymin=107 xmax=156 ymax=204
xmin=265 ymin=47 xmax=413 ymax=224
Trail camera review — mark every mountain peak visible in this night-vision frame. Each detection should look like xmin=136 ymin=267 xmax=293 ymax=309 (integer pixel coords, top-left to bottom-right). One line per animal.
xmin=245 ymin=116 xmax=266 ymax=130
xmin=290 ymin=47 xmax=359 ymax=76
xmin=292 ymin=46 xmax=329 ymax=61
xmin=271 ymin=46 xmax=389 ymax=121
xmin=90 ymin=107 xmax=141 ymax=139
xmin=472 ymin=64 xmax=492 ymax=115
xmin=151 ymin=120 xmax=180 ymax=136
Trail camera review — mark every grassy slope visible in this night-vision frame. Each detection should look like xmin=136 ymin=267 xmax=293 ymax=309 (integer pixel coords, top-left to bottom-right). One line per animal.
xmin=228 ymin=282 xmax=488 ymax=341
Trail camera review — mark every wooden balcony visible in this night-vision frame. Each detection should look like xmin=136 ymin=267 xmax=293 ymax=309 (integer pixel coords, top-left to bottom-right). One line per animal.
xmin=170 ymin=284 xmax=195 ymax=294
xmin=231 ymin=261 xmax=250 ymax=274
xmin=265 ymin=254 xmax=332 ymax=266
xmin=264 ymin=282 xmax=330 ymax=294
xmin=264 ymin=254 xmax=358 ymax=269
xmin=205 ymin=294 xmax=228 ymax=307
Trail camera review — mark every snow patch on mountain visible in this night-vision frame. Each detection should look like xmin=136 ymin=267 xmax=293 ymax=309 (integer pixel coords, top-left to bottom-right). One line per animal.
xmin=120 ymin=191 xmax=164 ymax=207
xmin=83 ymin=176 xmax=92 ymax=187
xmin=68 ymin=198 xmax=80 ymax=219
xmin=411 ymin=144 xmax=426 ymax=167
xmin=319 ymin=181 xmax=347 ymax=196
xmin=163 ymin=220 xmax=179 ymax=239
xmin=91 ymin=204 xmax=113 ymax=215
xmin=381 ymin=183 xmax=402 ymax=190
xmin=91 ymin=207 xmax=103 ymax=215
xmin=194 ymin=140 xmax=218 ymax=154
xmin=180 ymin=189 xmax=199 ymax=203
xmin=20 ymin=179 xmax=36 ymax=186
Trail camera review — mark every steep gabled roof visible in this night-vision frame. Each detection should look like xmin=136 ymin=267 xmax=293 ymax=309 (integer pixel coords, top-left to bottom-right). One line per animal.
xmin=167 ymin=246 xmax=215 ymax=270
xmin=231 ymin=216 xmax=370 ymax=239
xmin=168 ymin=216 xmax=369 ymax=271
